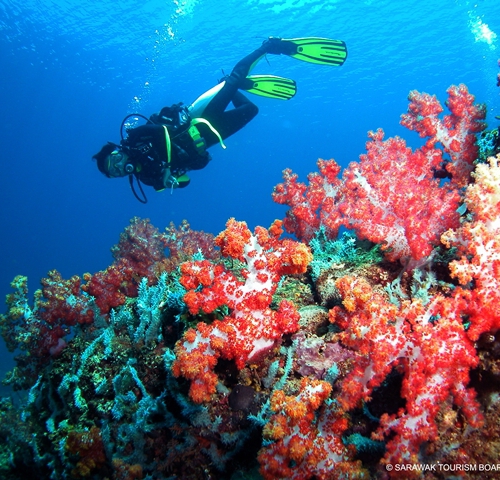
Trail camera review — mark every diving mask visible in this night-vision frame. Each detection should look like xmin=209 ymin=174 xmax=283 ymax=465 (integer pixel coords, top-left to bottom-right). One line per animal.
xmin=106 ymin=150 xmax=133 ymax=177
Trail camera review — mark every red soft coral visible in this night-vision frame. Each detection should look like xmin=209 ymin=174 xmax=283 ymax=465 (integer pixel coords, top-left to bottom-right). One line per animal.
xmin=83 ymin=217 xmax=169 ymax=314
xmin=401 ymin=84 xmax=486 ymax=187
xmin=339 ymin=129 xmax=461 ymax=261
xmin=172 ymin=218 xmax=312 ymax=403
xmin=163 ymin=219 xmax=219 ymax=265
xmin=272 ymin=159 xmax=343 ymax=242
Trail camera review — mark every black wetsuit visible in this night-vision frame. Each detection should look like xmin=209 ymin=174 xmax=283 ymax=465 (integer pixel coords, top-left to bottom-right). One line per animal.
xmin=122 ymin=122 xmax=209 ymax=190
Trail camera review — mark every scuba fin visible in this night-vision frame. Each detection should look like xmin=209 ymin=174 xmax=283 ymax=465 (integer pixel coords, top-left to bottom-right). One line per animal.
xmin=278 ymin=37 xmax=347 ymax=66
xmin=240 ymin=74 xmax=297 ymax=100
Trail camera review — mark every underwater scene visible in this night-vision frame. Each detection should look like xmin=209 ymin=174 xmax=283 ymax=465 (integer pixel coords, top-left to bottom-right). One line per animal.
xmin=1 ymin=0 xmax=500 ymax=478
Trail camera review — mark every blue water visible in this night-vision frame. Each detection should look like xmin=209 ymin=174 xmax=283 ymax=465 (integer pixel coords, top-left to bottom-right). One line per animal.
xmin=0 ymin=0 xmax=499 ymax=382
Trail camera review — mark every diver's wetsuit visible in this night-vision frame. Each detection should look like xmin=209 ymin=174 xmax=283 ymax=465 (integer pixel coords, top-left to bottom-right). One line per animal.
xmin=121 ymin=121 xmax=209 ymax=190
xmin=121 ymin=42 xmax=272 ymax=190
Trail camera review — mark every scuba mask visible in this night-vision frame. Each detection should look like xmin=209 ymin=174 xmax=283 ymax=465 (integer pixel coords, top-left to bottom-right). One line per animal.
xmin=106 ymin=149 xmax=134 ymax=177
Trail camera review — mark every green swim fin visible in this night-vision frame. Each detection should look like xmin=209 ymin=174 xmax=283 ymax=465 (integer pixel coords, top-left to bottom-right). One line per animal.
xmin=241 ymin=74 xmax=297 ymax=100
xmin=280 ymin=37 xmax=347 ymax=66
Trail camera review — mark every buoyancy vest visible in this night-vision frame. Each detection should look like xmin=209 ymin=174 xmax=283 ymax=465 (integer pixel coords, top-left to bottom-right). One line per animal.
xmin=149 ymin=103 xmax=226 ymax=170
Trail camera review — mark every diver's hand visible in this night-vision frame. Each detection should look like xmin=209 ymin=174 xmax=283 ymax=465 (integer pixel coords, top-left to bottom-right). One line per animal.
xmin=162 ymin=168 xmax=180 ymax=189
xmin=162 ymin=168 xmax=172 ymax=188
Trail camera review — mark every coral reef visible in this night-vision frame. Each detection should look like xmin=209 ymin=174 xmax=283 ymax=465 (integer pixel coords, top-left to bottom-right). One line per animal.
xmin=0 ymin=272 xmax=94 ymax=390
xmin=1 ymin=82 xmax=500 ymax=480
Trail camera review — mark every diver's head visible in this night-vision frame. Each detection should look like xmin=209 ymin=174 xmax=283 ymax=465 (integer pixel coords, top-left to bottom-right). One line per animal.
xmin=93 ymin=143 xmax=134 ymax=178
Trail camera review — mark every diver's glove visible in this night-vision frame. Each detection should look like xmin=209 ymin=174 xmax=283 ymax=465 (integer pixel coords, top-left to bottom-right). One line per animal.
xmin=163 ymin=168 xmax=177 ymax=188
xmin=162 ymin=168 xmax=190 ymax=193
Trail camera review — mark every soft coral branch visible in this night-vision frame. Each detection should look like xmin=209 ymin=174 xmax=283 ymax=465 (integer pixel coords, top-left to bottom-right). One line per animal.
xmin=172 ymin=218 xmax=312 ymax=403
xmin=339 ymin=129 xmax=461 ymax=261
xmin=401 ymin=84 xmax=486 ymax=187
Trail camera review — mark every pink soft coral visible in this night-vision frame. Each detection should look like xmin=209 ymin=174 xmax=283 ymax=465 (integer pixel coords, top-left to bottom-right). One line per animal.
xmin=401 ymin=84 xmax=486 ymax=187
xmin=273 ymin=85 xmax=486 ymax=263
xmin=338 ymin=129 xmax=461 ymax=261
xmin=442 ymin=155 xmax=500 ymax=341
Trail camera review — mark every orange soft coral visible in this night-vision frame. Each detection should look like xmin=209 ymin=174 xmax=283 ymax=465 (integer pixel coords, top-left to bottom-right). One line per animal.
xmin=258 ymin=378 xmax=363 ymax=479
xmin=330 ymin=276 xmax=483 ymax=471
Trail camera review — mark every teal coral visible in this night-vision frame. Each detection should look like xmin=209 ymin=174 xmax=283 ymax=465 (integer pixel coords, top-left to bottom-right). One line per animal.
xmin=477 ymin=127 xmax=499 ymax=162
xmin=134 ymin=273 xmax=171 ymax=345
xmin=309 ymin=228 xmax=382 ymax=281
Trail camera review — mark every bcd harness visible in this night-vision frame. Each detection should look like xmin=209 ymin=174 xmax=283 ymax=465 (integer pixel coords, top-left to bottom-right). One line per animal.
xmin=123 ymin=110 xmax=226 ymax=203
xmin=161 ymin=117 xmax=227 ymax=192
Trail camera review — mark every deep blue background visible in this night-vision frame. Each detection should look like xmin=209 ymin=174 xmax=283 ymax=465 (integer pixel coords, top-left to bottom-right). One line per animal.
xmin=1 ymin=0 xmax=499 ymax=389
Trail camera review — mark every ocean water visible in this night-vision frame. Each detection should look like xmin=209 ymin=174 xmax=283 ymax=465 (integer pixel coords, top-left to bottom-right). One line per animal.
xmin=0 ymin=0 xmax=498 ymax=423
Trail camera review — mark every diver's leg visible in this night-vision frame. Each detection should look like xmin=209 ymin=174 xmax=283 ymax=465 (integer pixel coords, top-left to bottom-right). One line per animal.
xmin=190 ymin=39 xmax=284 ymax=119
xmin=203 ymin=92 xmax=258 ymax=146
xmin=232 ymin=90 xmax=257 ymax=108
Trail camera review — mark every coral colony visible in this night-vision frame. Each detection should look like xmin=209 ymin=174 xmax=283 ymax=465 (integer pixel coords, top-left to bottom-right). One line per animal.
xmin=1 ymin=77 xmax=500 ymax=480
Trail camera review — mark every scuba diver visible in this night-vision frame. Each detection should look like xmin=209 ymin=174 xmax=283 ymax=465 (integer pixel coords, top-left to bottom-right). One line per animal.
xmin=92 ymin=37 xmax=347 ymax=203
